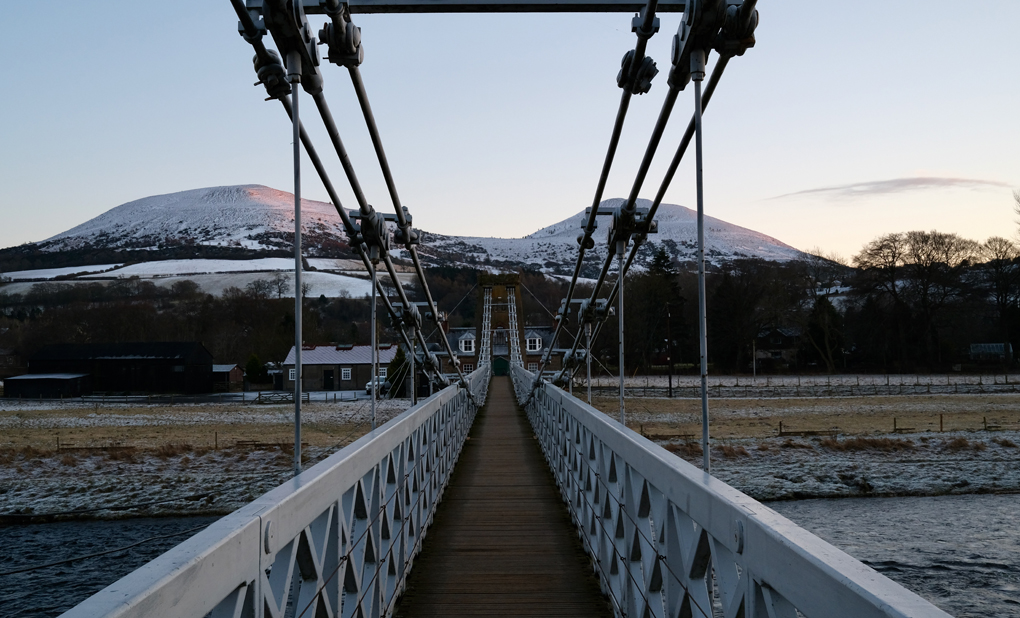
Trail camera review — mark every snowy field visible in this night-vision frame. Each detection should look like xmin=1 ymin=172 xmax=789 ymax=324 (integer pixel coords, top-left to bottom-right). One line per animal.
xmin=83 ymin=258 xmax=296 ymax=277
xmin=0 ymin=398 xmax=409 ymax=519
xmin=2 ymin=264 xmax=122 ymax=280
xmin=0 ymin=261 xmax=416 ymax=298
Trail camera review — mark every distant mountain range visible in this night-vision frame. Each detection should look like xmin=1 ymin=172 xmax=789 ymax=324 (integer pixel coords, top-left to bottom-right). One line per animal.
xmin=2 ymin=185 xmax=808 ymax=276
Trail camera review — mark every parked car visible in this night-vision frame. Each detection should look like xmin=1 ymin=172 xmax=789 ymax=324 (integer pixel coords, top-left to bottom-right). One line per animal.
xmin=365 ymin=377 xmax=390 ymax=395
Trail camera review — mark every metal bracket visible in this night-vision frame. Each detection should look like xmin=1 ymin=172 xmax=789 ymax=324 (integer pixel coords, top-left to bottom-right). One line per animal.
xmin=319 ymin=1 xmax=365 ymax=67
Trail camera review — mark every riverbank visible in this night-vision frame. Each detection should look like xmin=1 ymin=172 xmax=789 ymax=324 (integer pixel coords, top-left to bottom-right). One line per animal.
xmin=2 ymin=393 xmax=1018 ymax=521
xmin=591 ymin=392 xmax=1020 ymax=500
xmin=0 ymin=398 xmax=406 ymax=522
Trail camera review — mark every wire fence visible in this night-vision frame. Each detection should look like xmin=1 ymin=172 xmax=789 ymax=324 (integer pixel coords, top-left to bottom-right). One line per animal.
xmin=579 ymin=373 xmax=1020 ymax=398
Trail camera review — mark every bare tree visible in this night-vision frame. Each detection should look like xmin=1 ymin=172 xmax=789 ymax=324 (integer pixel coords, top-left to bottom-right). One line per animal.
xmin=804 ymin=247 xmax=851 ymax=299
xmin=853 ymin=232 xmax=907 ymax=301
xmin=271 ymin=272 xmax=290 ymax=299
xmin=246 ymin=278 xmax=273 ymax=300
xmin=980 ymin=236 xmax=1020 ymax=340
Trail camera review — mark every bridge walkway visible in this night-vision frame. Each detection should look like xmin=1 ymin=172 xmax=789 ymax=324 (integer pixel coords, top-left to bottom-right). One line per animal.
xmin=394 ymin=376 xmax=611 ymax=617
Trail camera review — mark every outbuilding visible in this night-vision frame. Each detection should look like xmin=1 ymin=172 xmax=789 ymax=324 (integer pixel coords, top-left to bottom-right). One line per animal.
xmin=4 ymin=373 xmax=92 ymax=398
xmin=28 ymin=342 xmax=214 ymax=394
xmin=213 ymin=364 xmax=244 ymax=391
xmin=282 ymin=344 xmax=399 ymax=391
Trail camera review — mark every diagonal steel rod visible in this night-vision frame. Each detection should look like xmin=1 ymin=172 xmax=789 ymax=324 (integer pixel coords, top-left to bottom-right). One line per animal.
xmin=289 ymin=53 xmax=303 ymax=476
xmin=309 ymin=90 xmax=468 ymax=388
xmin=554 ymin=56 xmax=731 ymax=386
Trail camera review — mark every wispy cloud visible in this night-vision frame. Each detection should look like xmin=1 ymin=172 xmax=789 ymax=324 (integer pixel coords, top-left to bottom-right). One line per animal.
xmin=770 ymin=176 xmax=1010 ymax=201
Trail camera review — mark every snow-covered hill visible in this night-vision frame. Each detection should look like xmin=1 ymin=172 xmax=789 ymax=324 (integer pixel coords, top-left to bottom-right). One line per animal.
xmin=414 ymin=197 xmax=807 ymax=274
xmin=40 ymin=185 xmax=349 ymax=254
xmin=19 ymin=186 xmax=806 ymax=276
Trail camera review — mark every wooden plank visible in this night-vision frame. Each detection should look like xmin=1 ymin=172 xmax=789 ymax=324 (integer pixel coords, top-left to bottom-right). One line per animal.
xmin=395 ymin=377 xmax=611 ymax=617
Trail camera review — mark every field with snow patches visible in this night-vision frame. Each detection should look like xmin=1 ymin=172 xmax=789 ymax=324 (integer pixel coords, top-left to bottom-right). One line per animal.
xmin=81 ymin=258 xmax=297 ymax=277
xmin=0 ymin=398 xmax=408 ymax=519
xmin=0 ymin=259 xmax=418 ymax=298
xmin=588 ymin=392 xmax=1020 ymax=501
xmin=2 ymin=390 xmax=1019 ymax=519
xmin=2 ymin=264 xmax=123 ymax=280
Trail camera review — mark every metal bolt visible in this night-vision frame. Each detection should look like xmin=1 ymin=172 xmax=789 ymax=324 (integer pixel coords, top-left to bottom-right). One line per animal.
xmin=264 ymin=520 xmax=275 ymax=554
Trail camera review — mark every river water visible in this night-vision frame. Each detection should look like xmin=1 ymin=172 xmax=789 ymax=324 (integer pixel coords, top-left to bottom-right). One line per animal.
xmin=1 ymin=495 xmax=1016 ymax=617
xmin=769 ymin=493 xmax=1019 ymax=618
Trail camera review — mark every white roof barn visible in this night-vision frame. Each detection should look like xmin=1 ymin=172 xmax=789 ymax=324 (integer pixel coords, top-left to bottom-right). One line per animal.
xmin=283 ymin=344 xmax=398 ymax=366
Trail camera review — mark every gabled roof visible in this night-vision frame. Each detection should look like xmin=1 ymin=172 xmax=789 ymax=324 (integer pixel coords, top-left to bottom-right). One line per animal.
xmin=7 ymin=373 xmax=89 ymax=380
xmin=213 ymin=364 xmax=238 ymax=372
xmin=283 ymin=344 xmax=399 ymax=366
xmin=31 ymin=342 xmax=213 ymax=362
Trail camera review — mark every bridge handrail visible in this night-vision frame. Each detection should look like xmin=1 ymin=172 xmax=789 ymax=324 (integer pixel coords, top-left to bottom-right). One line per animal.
xmin=511 ymin=364 xmax=952 ymax=618
xmin=62 ymin=364 xmax=490 ymax=618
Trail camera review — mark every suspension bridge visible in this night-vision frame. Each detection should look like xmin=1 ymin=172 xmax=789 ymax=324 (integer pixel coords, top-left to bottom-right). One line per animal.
xmin=60 ymin=1 xmax=953 ymax=616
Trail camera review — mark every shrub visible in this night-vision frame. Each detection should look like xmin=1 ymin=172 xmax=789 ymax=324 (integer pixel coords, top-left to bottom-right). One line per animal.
xmin=665 ymin=441 xmax=703 ymax=459
xmin=943 ymin=437 xmax=971 ymax=452
xmin=718 ymin=444 xmax=750 ymax=458
xmin=156 ymin=443 xmax=192 ymax=459
xmin=820 ymin=437 xmax=914 ymax=452
xmin=780 ymin=439 xmax=814 ymax=450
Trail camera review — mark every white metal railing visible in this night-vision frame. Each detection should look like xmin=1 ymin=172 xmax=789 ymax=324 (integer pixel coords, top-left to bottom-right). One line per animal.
xmin=62 ymin=365 xmax=490 ymax=618
xmin=506 ymin=286 xmax=523 ymax=367
xmin=511 ymin=364 xmax=953 ymax=618
xmin=480 ymin=286 xmax=492 ymax=364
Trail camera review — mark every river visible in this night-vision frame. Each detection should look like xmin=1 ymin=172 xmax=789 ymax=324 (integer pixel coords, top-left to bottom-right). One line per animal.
xmin=1 ymin=494 xmax=1016 ymax=617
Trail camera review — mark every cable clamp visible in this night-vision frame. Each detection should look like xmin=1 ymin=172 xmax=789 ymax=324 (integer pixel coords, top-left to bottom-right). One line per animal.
xmin=319 ymin=3 xmax=364 ymax=67
xmin=253 ymin=49 xmax=292 ymax=100
xmin=617 ymin=49 xmax=658 ymax=95
xmin=630 ymin=10 xmax=660 ymax=40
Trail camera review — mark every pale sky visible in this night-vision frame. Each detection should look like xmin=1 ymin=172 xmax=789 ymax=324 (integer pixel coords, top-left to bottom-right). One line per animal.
xmin=1 ymin=1 xmax=1017 ymax=260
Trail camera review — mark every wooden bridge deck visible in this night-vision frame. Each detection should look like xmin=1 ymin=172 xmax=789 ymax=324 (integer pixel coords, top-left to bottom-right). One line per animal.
xmin=395 ymin=376 xmax=611 ymax=617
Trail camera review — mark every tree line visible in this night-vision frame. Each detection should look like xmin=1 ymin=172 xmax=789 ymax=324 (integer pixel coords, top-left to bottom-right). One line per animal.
xmin=1 ymin=230 xmax=1017 ymax=375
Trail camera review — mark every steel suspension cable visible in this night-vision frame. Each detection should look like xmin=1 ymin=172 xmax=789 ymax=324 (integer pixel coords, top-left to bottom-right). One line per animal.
xmin=277 ymin=98 xmax=421 ymax=373
xmin=554 ymin=56 xmax=732 ymax=385
xmin=310 ymin=90 xmax=470 ymax=389
xmin=536 ymin=0 xmax=660 ymax=374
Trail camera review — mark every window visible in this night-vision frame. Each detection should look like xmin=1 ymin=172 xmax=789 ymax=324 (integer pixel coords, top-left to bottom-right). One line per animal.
xmin=341 ymin=367 xmax=351 ymax=381
xmin=460 ymin=338 xmax=475 ymax=354
xmin=173 ymin=365 xmax=185 ymax=373
xmin=379 ymin=367 xmax=387 ymax=378
xmin=463 ymin=363 xmax=474 ymax=372
xmin=288 ymin=368 xmax=296 ymax=380
xmin=526 ymin=337 xmax=542 ymax=352
xmin=528 ymin=363 xmax=538 ymax=372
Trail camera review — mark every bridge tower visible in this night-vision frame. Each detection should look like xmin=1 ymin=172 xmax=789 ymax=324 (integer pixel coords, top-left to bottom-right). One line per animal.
xmin=478 ymin=274 xmax=524 ymax=376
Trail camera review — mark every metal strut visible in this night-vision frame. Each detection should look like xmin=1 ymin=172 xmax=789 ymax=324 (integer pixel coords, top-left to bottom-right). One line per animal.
xmin=288 ymin=50 xmax=303 ymax=477
xmin=231 ymin=0 xmax=469 ymax=395
xmin=551 ymin=0 xmax=757 ymax=394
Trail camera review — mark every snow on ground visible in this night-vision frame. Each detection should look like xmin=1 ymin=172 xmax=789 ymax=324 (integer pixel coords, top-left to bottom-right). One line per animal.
xmin=1 ymin=269 xmax=413 ymax=298
xmin=2 ymin=264 xmax=123 ymax=280
xmin=307 ymin=258 xmax=366 ymax=272
xmin=3 ymin=389 xmax=1019 ymax=520
xmin=585 ymin=373 xmax=1018 ymax=389
xmin=0 ymin=398 xmax=409 ymax=431
xmin=423 ymin=199 xmax=809 ymax=270
xmin=41 ymin=185 xmax=348 ymax=252
xmin=0 ymin=399 xmax=410 ymax=519
xmin=663 ymin=430 xmax=1020 ymax=502
xmin=83 ymin=258 xmax=296 ymax=277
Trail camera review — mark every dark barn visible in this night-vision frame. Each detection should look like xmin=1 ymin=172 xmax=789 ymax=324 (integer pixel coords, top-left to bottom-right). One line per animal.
xmin=4 ymin=373 xmax=92 ymax=398
xmin=29 ymin=342 xmax=214 ymax=394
